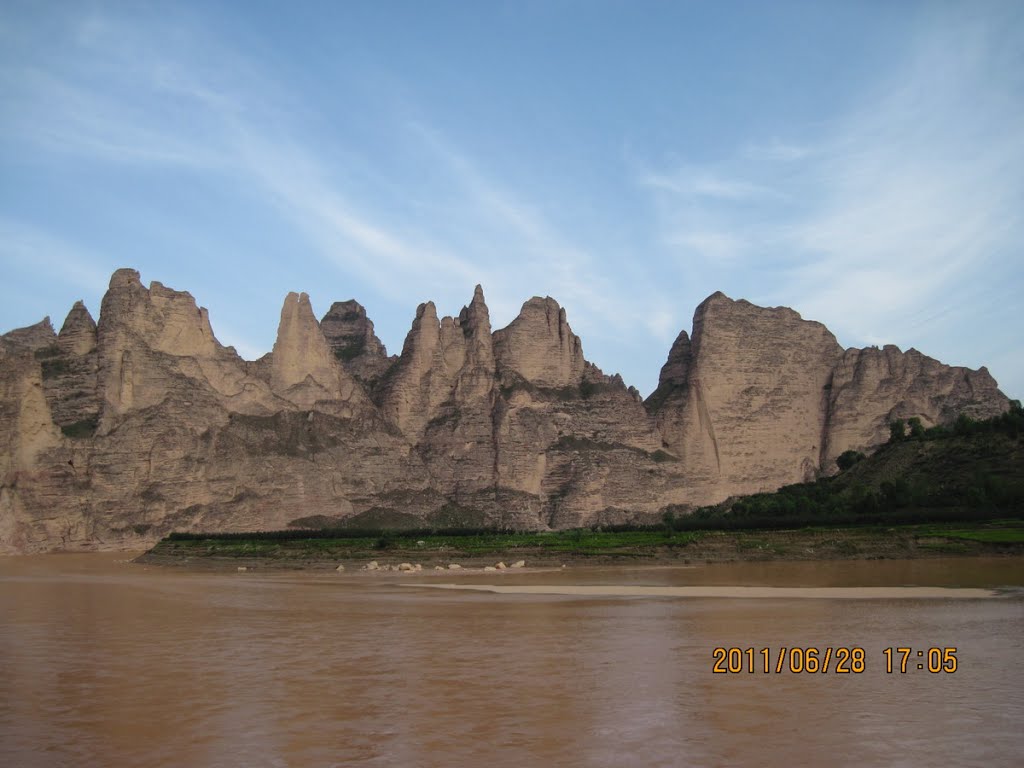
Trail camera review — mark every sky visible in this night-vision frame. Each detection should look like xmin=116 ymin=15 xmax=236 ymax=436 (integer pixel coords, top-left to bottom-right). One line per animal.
xmin=1 ymin=0 xmax=1021 ymax=399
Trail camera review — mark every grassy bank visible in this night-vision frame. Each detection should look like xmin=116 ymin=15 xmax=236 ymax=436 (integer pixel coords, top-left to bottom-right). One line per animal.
xmin=138 ymin=518 xmax=1024 ymax=570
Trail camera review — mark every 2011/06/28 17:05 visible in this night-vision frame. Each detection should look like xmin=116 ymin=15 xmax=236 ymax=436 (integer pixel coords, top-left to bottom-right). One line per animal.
xmin=711 ymin=646 xmax=958 ymax=674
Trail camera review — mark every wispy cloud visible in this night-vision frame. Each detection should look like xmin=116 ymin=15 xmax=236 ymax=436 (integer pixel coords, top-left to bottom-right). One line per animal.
xmin=0 ymin=4 xmax=666 ymax=376
xmin=2 ymin=2 xmax=1019 ymax=397
xmin=742 ymin=140 xmax=814 ymax=162
xmin=640 ymin=167 xmax=783 ymax=202
xmin=0 ymin=218 xmax=111 ymax=297
xmin=639 ymin=4 xmax=1024 ymax=391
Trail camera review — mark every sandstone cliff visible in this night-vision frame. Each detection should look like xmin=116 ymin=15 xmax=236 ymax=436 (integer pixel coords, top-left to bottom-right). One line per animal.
xmin=0 ymin=271 xmax=1011 ymax=553
xmin=648 ymin=293 xmax=1010 ymax=504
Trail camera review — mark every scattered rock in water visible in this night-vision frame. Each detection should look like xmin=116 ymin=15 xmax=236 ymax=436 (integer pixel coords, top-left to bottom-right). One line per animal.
xmin=335 ymin=564 xmax=345 ymax=572
xmin=484 ymin=566 xmax=497 ymax=572
xmin=364 ymin=560 xmax=380 ymax=571
xmin=434 ymin=565 xmax=445 ymax=571
xmin=495 ymin=562 xmax=507 ymax=570
xmin=398 ymin=562 xmax=414 ymax=571
xmin=237 ymin=566 xmax=247 ymax=572
xmin=416 ymin=540 xmax=426 ymax=546
xmin=510 ymin=560 xmax=526 ymax=568
xmin=413 ymin=563 xmax=423 ymax=571
xmin=448 ymin=564 xmax=462 ymax=570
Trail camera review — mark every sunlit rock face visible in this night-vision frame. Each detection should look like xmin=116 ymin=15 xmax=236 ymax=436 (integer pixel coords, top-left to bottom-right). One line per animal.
xmin=649 ymin=293 xmax=845 ymax=504
xmin=647 ymin=293 xmax=1010 ymax=505
xmin=0 ymin=270 xmax=1010 ymax=553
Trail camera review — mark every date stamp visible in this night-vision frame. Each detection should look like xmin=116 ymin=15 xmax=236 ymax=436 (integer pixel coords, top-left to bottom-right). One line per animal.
xmin=711 ymin=646 xmax=958 ymax=674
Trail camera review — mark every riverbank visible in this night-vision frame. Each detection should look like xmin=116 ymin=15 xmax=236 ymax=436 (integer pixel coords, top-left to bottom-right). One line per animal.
xmin=136 ymin=519 xmax=1024 ymax=571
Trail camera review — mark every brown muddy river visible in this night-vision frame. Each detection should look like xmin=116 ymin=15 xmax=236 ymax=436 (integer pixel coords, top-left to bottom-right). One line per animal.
xmin=1 ymin=555 xmax=1022 ymax=767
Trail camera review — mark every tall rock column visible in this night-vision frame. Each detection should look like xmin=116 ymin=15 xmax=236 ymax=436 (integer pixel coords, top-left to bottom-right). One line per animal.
xmin=378 ymin=286 xmax=497 ymax=440
xmin=269 ymin=292 xmax=368 ymax=413
xmin=96 ymin=269 xmax=233 ymax=427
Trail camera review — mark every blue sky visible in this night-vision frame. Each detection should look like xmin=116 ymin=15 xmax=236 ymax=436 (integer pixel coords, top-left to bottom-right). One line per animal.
xmin=1 ymin=0 xmax=1021 ymax=398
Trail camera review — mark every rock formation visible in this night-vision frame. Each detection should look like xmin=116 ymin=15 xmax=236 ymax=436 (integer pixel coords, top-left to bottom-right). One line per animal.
xmin=650 ymin=294 xmax=845 ymax=504
xmin=319 ymin=300 xmax=395 ymax=389
xmin=0 ymin=270 xmax=1011 ymax=553
xmin=493 ymin=297 xmax=585 ymax=388
xmin=647 ymin=293 xmax=1010 ymax=504
xmin=268 ymin=292 xmax=370 ymax=414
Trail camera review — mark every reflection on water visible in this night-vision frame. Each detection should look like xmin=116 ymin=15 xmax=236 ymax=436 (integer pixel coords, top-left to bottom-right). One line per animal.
xmin=1 ymin=554 xmax=1022 ymax=767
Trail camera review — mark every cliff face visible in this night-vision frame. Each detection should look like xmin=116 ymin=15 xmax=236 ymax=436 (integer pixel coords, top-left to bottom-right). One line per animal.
xmin=650 ymin=294 xmax=845 ymax=504
xmin=0 ymin=271 xmax=1011 ymax=552
xmin=821 ymin=345 xmax=1009 ymax=469
xmin=648 ymin=293 xmax=1010 ymax=504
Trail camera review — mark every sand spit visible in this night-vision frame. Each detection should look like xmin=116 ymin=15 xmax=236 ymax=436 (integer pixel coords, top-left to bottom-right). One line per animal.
xmin=410 ymin=584 xmax=1000 ymax=599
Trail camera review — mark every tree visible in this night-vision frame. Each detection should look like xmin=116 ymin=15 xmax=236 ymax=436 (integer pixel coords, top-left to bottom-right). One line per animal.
xmin=908 ymin=417 xmax=925 ymax=438
xmin=954 ymin=414 xmax=975 ymax=436
xmin=889 ymin=419 xmax=906 ymax=443
xmin=836 ymin=450 xmax=866 ymax=471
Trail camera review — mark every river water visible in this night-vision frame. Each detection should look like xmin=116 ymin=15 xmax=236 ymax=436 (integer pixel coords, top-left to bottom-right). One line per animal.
xmin=1 ymin=554 xmax=1022 ymax=767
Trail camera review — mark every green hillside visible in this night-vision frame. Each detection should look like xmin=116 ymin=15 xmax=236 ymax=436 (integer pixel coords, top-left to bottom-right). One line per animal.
xmin=672 ymin=402 xmax=1024 ymax=530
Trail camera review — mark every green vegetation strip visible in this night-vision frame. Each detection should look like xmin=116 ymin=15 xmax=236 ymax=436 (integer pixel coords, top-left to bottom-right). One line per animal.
xmin=153 ymin=521 xmax=1024 ymax=561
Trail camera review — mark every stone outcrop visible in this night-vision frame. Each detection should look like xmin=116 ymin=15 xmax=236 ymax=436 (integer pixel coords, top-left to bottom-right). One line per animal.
xmin=1 ymin=318 xmax=55 ymax=351
xmin=0 ymin=270 xmax=1011 ymax=553
xmin=269 ymin=292 xmax=370 ymax=414
xmin=821 ymin=345 xmax=1009 ymax=470
xmin=493 ymin=297 xmax=585 ymax=388
xmin=319 ymin=300 xmax=395 ymax=389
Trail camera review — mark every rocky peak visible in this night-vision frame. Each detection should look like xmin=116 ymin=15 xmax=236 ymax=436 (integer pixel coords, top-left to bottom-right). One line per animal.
xmin=56 ymin=301 xmax=97 ymax=356
xmin=493 ymin=296 xmax=585 ymax=388
xmin=320 ymin=299 xmax=394 ymax=389
xmin=379 ymin=288 xmax=499 ymax=439
xmin=1 ymin=317 xmax=55 ymax=352
xmin=455 ymin=284 xmax=494 ymax=366
xmin=654 ymin=327 xmax=692 ymax=386
xmin=98 ymin=269 xmax=220 ymax=359
xmin=271 ymin=292 xmax=343 ymax=394
xmin=642 ymin=330 xmax=692 ymax=413
xmin=320 ymin=300 xmax=388 ymax=360
xmin=400 ymin=301 xmax=442 ymax=367
xmin=651 ymin=291 xmax=846 ymax=503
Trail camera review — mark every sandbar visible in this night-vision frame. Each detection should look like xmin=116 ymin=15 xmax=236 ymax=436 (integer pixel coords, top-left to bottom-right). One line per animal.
xmin=411 ymin=584 xmax=999 ymax=599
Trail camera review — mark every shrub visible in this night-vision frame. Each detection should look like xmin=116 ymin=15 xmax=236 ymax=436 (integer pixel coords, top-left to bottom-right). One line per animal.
xmin=836 ymin=450 xmax=866 ymax=471
xmin=60 ymin=416 xmax=99 ymax=439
